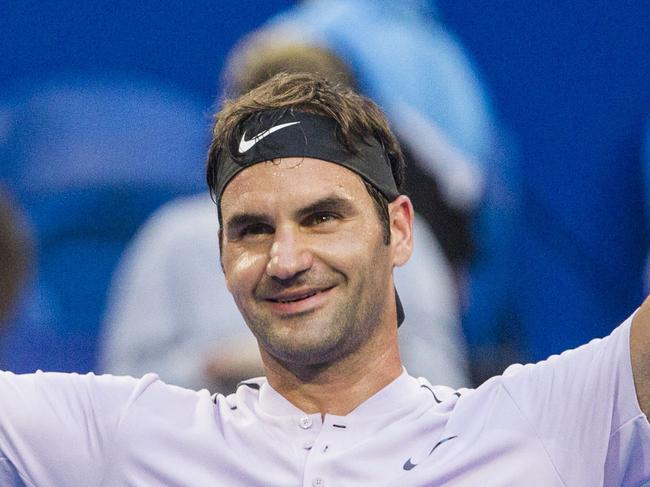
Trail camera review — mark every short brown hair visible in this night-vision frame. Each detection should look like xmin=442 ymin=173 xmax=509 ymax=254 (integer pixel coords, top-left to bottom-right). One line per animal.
xmin=206 ymin=72 xmax=405 ymax=240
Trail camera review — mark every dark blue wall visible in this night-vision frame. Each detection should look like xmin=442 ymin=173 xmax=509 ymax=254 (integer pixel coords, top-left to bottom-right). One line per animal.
xmin=437 ymin=1 xmax=650 ymax=353
xmin=0 ymin=1 xmax=293 ymax=102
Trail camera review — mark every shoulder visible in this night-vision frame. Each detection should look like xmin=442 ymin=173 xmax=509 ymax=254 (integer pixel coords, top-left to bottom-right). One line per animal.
xmin=0 ymin=371 xmax=162 ymax=421
xmin=211 ymin=377 xmax=265 ymax=416
xmin=0 ymin=371 xmax=164 ymax=485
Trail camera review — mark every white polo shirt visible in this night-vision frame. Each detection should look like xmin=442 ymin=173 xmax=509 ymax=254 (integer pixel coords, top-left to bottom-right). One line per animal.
xmin=0 ymin=314 xmax=648 ymax=486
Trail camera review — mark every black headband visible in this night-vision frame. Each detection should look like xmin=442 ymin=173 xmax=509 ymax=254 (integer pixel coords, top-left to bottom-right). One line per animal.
xmin=214 ymin=109 xmax=404 ymax=326
xmin=213 ymin=110 xmax=400 ymax=206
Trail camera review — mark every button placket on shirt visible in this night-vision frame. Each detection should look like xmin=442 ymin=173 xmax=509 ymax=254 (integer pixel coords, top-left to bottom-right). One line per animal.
xmin=302 ymin=416 xmax=350 ymax=487
xmin=296 ymin=413 xmax=322 ymax=487
xmin=297 ymin=415 xmax=318 ymax=452
xmin=299 ymin=415 xmax=313 ymax=430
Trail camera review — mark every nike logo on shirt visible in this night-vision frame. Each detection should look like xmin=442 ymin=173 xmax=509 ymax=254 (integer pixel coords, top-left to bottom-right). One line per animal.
xmin=403 ymin=435 xmax=458 ymax=471
xmin=238 ymin=121 xmax=301 ymax=153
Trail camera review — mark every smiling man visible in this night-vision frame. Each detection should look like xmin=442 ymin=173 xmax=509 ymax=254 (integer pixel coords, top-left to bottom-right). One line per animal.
xmin=211 ymin=79 xmax=414 ymax=416
xmin=0 ymin=73 xmax=648 ymax=486
xmin=222 ymin=158 xmax=401 ymax=364
xmin=220 ymin=154 xmax=409 ymax=413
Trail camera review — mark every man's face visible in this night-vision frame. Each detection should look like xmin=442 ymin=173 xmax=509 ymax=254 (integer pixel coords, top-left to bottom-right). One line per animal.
xmin=220 ymin=157 xmax=402 ymax=367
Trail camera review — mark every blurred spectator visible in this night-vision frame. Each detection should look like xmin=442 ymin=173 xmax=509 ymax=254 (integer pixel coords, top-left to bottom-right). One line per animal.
xmin=100 ymin=194 xmax=258 ymax=391
xmin=259 ymin=0 xmax=521 ymax=383
xmin=223 ymin=26 xmax=480 ymax=275
xmin=100 ymin=39 xmax=469 ymax=391
xmin=0 ymin=188 xmax=32 ymax=327
xmin=256 ymin=1 xmax=496 ymax=273
xmin=0 ymin=74 xmax=208 ymax=372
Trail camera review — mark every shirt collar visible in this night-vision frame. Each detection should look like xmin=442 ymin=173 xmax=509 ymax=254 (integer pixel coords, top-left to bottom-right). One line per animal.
xmin=257 ymin=368 xmax=421 ymax=418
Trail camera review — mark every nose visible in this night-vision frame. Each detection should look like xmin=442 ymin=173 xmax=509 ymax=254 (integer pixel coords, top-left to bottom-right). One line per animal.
xmin=266 ymin=225 xmax=314 ymax=281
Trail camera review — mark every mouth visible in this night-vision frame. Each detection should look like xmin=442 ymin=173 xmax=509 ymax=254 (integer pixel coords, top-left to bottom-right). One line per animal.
xmin=264 ymin=286 xmax=335 ymax=314
xmin=269 ymin=290 xmax=322 ymax=303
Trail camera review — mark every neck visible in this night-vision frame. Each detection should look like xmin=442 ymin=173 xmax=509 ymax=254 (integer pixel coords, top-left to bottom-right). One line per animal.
xmin=261 ymin=324 xmax=402 ymax=416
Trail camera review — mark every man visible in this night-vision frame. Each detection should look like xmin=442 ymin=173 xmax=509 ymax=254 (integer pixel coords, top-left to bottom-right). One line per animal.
xmin=100 ymin=40 xmax=468 ymax=392
xmin=0 ymin=73 xmax=648 ymax=486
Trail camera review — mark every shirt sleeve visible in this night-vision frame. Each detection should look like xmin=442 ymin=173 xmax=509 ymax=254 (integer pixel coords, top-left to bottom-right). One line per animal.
xmin=500 ymin=312 xmax=650 ymax=486
xmin=0 ymin=371 xmax=156 ymax=487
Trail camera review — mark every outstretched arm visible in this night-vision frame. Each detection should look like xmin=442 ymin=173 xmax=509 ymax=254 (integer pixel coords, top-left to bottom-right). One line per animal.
xmin=631 ymin=295 xmax=650 ymax=416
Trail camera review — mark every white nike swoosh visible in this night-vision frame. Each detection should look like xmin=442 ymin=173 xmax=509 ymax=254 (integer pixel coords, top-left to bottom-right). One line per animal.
xmin=238 ymin=121 xmax=301 ymax=153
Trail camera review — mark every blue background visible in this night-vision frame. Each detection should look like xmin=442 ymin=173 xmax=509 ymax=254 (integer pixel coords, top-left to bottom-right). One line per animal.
xmin=1 ymin=1 xmax=649 ymax=366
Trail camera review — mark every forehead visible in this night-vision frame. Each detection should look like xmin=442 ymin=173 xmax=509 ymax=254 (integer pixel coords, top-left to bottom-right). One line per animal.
xmin=220 ymin=157 xmax=370 ymax=215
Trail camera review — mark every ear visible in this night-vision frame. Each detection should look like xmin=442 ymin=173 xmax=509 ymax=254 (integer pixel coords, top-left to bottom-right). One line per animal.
xmin=388 ymin=195 xmax=414 ymax=267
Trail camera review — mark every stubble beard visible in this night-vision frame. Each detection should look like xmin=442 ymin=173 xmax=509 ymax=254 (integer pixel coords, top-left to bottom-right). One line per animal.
xmin=240 ymin=276 xmax=382 ymax=370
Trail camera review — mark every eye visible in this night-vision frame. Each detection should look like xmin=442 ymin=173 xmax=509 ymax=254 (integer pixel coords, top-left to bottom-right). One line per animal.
xmin=239 ymin=222 xmax=274 ymax=238
xmin=303 ymin=212 xmax=340 ymax=227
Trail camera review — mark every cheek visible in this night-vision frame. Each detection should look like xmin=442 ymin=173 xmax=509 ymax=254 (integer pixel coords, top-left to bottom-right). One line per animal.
xmin=223 ymin=249 xmax=268 ymax=294
xmin=317 ymin=223 xmax=385 ymax=266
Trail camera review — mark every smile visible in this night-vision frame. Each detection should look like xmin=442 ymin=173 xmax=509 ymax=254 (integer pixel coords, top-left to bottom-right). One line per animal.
xmin=264 ymin=287 xmax=335 ymax=314
xmin=274 ymin=291 xmax=319 ymax=304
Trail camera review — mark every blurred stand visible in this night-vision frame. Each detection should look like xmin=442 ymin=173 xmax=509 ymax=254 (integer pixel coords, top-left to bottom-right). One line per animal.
xmin=262 ymin=0 xmax=522 ymax=384
xmin=0 ymin=74 xmax=207 ymax=372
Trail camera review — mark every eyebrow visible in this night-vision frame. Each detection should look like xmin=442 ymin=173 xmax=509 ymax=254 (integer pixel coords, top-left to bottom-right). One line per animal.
xmin=224 ymin=212 xmax=270 ymax=234
xmin=224 ymin=195 xmax=356 ymax=234
xmin=294 ymin=196 xmax=356 ymax=220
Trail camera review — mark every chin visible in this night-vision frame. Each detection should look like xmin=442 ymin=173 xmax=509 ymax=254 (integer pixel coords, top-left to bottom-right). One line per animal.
xmin=263 ymin=324 xmax=351 ymax=366
xmin=245 ymin=299 xmax=368 ymax=365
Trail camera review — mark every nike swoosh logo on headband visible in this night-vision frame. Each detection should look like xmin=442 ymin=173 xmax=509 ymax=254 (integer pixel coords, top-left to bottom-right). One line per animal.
xmin=238 ymin=121 xmax=301 ymax=153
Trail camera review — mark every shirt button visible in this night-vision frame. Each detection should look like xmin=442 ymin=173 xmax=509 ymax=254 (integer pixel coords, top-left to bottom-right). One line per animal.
xmin=312 ymin=478 xmax=325 ymax=487
xmin=303 ymin=440 xmax=314 ymax=450
xmin=299 ymin=416 xmax=313 ymax=429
